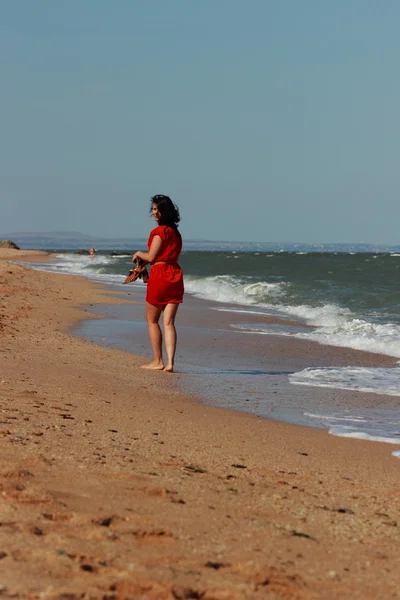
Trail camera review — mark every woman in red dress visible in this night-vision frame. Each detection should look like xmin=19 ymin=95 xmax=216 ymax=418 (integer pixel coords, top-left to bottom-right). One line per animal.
xmin=132 ymin=195 xmax=184 ymax=372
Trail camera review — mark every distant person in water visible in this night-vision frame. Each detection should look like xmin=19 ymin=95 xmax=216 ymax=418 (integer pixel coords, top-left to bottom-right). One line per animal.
xmin=89 ymin=247 xmax=96 ymax=257
xmin=132 ymin=195 xmax=184 ymax=372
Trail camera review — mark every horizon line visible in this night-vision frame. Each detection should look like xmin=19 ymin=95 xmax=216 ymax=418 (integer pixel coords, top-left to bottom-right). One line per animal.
xmin=1 ymin=231 xmax=399 ymax=248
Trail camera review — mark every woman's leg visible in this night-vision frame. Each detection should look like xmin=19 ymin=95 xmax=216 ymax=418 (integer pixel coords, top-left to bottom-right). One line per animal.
xmin=142 ymin=302 xmax=164 ymax=369
xmin=162 ymin=303 xmax=180 ymax=372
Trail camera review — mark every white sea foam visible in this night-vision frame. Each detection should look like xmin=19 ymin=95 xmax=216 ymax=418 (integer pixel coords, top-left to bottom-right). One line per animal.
xmin=203 ymin=278 xmax=400 ymax=359
xmin=184 ymin=275 xmax=286 ymax=305
xmin=186 ymin=274 xmax=400 ymax=358
xmin=26 ymin=253 xmax=113 ymax=274
xmin=329 ymin=429 xmax=400 ymax=445
xmin=304 ymin=412 xmax=367 ymax=423
xmin=290 ymin=367 xmax=400 ymax=397
xmin=215 ymin=298 xmax=400 ymax=359
xmin=20 ymin=253 xmax=134 ymax=287
xmin=279 ymin=303 xmax=351 ymax=327
xmin=231 ymin=324 xmax=299 ymax=337
xmin=213 ymin=307 xmax=273 ymax=316
xmin=302 ymin=410 xmax=400 ymax=452
xmin=293 ymin=368 xmax=400 ymax=450
xmin=295 ymin=317 xmax=400 ymax=359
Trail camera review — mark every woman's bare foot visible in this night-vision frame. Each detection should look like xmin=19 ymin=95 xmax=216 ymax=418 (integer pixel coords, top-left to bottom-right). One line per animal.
xmin=141 ymin=360 xmax=165 ymax=370
xmin=163 ymin=365 xmax=174 ymax=373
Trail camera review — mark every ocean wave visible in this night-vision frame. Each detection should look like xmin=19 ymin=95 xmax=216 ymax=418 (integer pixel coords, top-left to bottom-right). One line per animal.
xmin=185 ymin=274 xmax=400 ymax=359
xmin=295 ymin=318 xmax=400 ymax=359
xmin=279 ymin=303 xmax=352 ymax=327
xmin=21 ymin=253 xmax=134 ymax=287
xmin=328 ymin=429 xmax=400 ymax=447
xmin=23 ymin=253 xmax=400 ymax=360
xmin=27 ymin=253 xmax=116 ymax=274
xmin=302 ymin=409 xmax=400 ymax=451
xmin=290 ymin=366 xmax=400 ymax=396
xmin=184 ymin=275 xmax=286 ymax=305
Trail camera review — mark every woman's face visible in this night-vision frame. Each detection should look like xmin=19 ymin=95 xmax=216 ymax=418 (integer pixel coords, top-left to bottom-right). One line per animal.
xmin=151 ymin=203 xmax=161 ymax=223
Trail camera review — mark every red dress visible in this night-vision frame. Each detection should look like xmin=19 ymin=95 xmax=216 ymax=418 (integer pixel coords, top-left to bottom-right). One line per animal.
xmin=146 ymin=225 xmax=184 ymax=305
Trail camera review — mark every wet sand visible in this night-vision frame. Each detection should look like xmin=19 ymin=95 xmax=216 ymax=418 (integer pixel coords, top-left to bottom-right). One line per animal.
xmin=75 ymin=292 xmax=399 ymax=428
xmin=1 ymin=248 xmax=400 ymax=599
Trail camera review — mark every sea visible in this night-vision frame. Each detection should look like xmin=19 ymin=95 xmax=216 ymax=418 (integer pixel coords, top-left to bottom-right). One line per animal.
xmin=22 ymin=243 xmax=400 ymax=458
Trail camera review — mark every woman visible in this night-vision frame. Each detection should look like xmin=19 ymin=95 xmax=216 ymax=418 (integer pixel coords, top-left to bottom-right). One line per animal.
xmin=132 ymin=195 xmax=184 ymax=373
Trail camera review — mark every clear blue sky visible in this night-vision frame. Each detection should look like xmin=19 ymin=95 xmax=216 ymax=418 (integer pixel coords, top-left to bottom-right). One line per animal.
xmin=1 ymin=0 xmax=400 ymax=244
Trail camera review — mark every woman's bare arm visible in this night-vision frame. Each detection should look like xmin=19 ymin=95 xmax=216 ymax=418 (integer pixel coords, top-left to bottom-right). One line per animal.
xmin=132 ymin=235 xmax=163 ymax=265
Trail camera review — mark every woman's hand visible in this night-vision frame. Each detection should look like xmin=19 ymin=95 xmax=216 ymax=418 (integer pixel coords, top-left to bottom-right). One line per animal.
xmin=132 ymin=252 xmax=141 ymax=264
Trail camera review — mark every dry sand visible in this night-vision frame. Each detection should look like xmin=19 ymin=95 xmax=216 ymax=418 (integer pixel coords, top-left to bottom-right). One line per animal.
xmin=1 ymin=249 xmax=400 ymax=599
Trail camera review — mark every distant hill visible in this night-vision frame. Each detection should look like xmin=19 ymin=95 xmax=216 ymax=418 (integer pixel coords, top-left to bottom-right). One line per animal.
xmin=3 ymin=231 xmax=97 ymax=241
xmin=0 ymin=231 xmax=146 ymax=250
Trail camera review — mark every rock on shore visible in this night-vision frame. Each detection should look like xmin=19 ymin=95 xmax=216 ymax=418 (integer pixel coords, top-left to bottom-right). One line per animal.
xmin=0 ymin=239 xmax=20 ymax=249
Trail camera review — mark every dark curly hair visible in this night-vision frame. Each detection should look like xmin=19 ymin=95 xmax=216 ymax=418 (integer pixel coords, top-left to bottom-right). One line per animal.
xmin=150 ymin=194 xmax=181 ymax=228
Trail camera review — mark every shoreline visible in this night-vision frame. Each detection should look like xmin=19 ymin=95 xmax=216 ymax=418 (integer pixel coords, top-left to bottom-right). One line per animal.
xmin=73 ymin=286 xmax=400 ymax=443
xmin=1 ymin=249 xmax=400 ymax=599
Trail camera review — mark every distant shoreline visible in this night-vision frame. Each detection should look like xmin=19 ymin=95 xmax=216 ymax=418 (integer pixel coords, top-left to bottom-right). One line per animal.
xmin=1 ymin=233 xmax=399 ymax=253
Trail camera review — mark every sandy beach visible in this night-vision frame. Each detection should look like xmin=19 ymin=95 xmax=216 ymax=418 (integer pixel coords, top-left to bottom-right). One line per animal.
xmin=1 ymin=249 xmax=400 ymax=599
